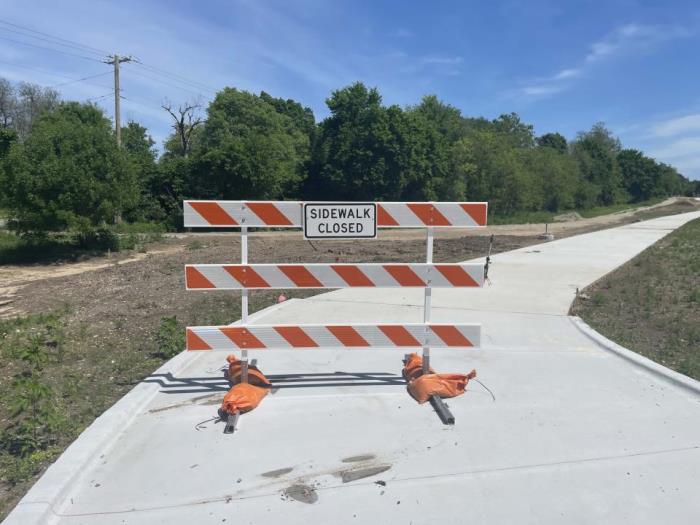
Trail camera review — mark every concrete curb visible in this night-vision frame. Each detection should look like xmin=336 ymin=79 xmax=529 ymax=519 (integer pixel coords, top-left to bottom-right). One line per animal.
xmin=4 ymin=299 xmax=300 ymax=525
xmin=570 ymin=316 xmax=700 ymax=396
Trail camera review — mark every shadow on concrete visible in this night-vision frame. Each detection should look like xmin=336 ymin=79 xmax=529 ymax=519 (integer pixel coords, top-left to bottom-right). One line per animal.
xmin=143 ymin=371 xmax=406 ymax=394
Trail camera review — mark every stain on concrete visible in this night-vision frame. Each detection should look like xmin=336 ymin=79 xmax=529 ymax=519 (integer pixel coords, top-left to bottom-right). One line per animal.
xmin=341 ymin=464 xmax=391 ymax=483
xmin=148 ymin=394 xmax=223 ymax=413
xmin=283 ymin=483 xmax=318 ymax=504
xmin=262 ymin=467 xmax=294 ymax=478
xmin=341 ymin=454 xmax=376 ymax=463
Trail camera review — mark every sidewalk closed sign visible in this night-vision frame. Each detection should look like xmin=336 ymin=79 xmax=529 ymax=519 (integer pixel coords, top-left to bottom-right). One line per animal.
xmin=303 ymin=203 xmax=377 ymax=239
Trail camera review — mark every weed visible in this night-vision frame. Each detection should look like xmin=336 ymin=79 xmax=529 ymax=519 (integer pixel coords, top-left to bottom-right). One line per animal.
xmin=592 ymin=291 xmax=607 ymax=306
xmin=154 ymin=316 xmax=185 ymax=358
xmin=689 ymin=289 xmax=700 ymax=304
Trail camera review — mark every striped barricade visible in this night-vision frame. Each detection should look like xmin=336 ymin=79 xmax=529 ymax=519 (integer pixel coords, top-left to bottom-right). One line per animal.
xmin=186 ymin=323 xmax=481 ymax=350
xmin=184 ymin=200 xmax=488 ymax=228
xmin=185 ymin=263 xmax=485 ymax=289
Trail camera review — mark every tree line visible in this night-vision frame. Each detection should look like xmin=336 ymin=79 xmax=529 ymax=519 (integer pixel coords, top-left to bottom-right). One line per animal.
xmin=0 ymin=78 xmax=697 ymax=237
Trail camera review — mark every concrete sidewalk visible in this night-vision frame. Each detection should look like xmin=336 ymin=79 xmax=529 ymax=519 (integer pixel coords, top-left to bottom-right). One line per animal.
xmin=5 ymin=211 xmax=700 ymax=524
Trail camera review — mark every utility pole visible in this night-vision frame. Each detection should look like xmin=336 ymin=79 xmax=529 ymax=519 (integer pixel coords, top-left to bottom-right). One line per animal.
xmin=104 ymin=54 xmax=132 ymax=147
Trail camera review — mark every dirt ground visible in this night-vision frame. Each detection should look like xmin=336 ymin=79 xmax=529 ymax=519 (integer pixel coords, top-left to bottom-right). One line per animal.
xmin=1 ymin=197 xmax=697 ymax=318
xmin=0 ymin=196 xmax=698 ymax=518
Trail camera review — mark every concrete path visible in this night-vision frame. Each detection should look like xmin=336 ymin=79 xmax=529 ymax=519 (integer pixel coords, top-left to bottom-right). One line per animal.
xmin=6 ymin=211 xmax=700 ymax=525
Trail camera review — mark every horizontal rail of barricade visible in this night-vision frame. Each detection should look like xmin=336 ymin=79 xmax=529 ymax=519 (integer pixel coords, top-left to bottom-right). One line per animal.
xmin=185 ymin=263 xmax=485 ymax=290
xmin=184 ymin=200 xmax=488 ymax=228
xmin=186 ymin=323 xmax=481 ymax=350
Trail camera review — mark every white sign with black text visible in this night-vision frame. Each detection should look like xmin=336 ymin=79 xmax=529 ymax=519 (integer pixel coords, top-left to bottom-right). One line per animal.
xmin=303 ymin=203 xmax=377 ymax=239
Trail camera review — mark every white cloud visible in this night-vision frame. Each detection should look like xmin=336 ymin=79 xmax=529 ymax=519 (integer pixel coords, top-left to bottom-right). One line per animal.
xmin=648 ymin=136 xmax=700 ymax=159
xmin=512 ymin=22 xmax=693 ymax=101
xmin=421 ymin=56 xmax=463 ymax=66
xmin=652 ymin=114 xmax=700 ymax=137
xmin=521 ymin=84 xmax=565 ymax=96
xmin=552 ymin=68 xmax=581 ymax=80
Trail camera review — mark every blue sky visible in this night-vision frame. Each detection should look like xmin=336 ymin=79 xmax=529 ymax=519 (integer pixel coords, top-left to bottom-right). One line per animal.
xmin=1 ymin=0 xmax=699 ymax=179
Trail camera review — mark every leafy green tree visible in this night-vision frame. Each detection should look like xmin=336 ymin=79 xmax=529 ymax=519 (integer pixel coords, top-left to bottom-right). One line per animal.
xmin=0 ymin=127 xmax=16 ymax=158
xmin=617 ymin=149 xmax=661 ymax=202
xmin=259 ymin=91 xmax=315 ymax=138
xmin=520 ymin=147 xmax=579 ymax=211
xmin=1 ymin=102 xmax=139 ymax=233
xmin=492 ymin=112 xmax=535 ymax=148
xmin=571 ymin=123 xmax=623 ymax=205
xmin=409 ymin=95 xmax=468 ymax=142
xmin=192 ymin=88 xmax=309 ymax=199
xmin=120 ymin=121 xmax=161 ymax=221
xmin=149 ymin=156 xmax=192 ymax=228
xmin=308 ymin=83 xmax=452 ymax=201
xmin=657 ymin=163 xmax=691 ymax=197
xmin=307 ymin=83 xmax=398 ymax=200
xmin=536 ymin=132 xmax=567 ymax=154
xmin=452 ymin=130 xmax=536 ymax=214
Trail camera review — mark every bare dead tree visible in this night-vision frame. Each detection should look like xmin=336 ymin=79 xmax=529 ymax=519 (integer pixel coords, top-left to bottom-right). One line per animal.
xmin=162 ymin=99 xmax=203 ymax=157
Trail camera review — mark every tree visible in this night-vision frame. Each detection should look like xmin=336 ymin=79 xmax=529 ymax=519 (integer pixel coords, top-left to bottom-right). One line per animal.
xmin=617 ymin=149 xmax=661 ymax=202
xmin=536 ymin=132 xmax=567 ymax=154
xmin=121 ymin=121 xmax=160 ymax=221
xmin=162 ymin=100 xmax=203 ymax=157
xmin=307 ymin=82 xmax=450 ymax=201
xmin=520 ymin=147 xmax=580 ymax=211
xmin=451 ymin=130 xmax=536 ymax=214
xmin=0 ymin=78 xmax=14 ymax=128
xmin=0 ymin=78 xmax=59 ymax=139
xmin=1 ymin=102 xmax=139 ymax=233
xmin=571 ymin=123 xmax=623 ymax=205
xmin=409 ymin=95 xmax=468 ymax=142
xmin=259 ymin=91 xmax=315 ymax=138
xmin=0 ymin=127 xmax=16 ymax=158
xmin=657 ymin=163 xmax=691 ymax=197
xmin=492 ymin=112 xmax=535 ymax=148
xmin=192 ymin=88 xmax=309 ymax=199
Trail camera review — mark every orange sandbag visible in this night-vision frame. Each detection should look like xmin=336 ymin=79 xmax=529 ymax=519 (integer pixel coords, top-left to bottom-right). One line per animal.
xmin=220 ymin=383 xmax=269 ymax=414
xmin=226 ymin=354 xmax=271 ymax=387
xmin=407 ymin=370 xmax=477 ymax=404
xmin=402 ymin=352 xmax=434 ymax=382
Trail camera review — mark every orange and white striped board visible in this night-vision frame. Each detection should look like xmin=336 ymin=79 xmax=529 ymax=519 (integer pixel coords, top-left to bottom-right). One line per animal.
xmin=185 ymin=263 xmax=485 ymax=290
xmin=186 ymin=323 xmax=481 ymax=350
xmin=183 ymin=200 xmax=488 ymax=228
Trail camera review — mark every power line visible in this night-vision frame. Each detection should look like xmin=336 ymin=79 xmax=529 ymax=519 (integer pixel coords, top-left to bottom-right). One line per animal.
xmin=131 ymin=61 xmax=217 ymax=93
xmin=0 ymin=35 xmax=102 ymax=62
xmin=0 ymin=59 xmax=113 ymax=90
xmin=86 ymin=92 xmax=113 ymax=103
xmin=51 ymin=71 xmax=112 ymax=88
xmin=0 ymin=18 xmax=109 ymax=56
xmin=0 ymin=26 xmax=105 ymax=58
xmin=126 ymin=66 xmax=211 ymax=98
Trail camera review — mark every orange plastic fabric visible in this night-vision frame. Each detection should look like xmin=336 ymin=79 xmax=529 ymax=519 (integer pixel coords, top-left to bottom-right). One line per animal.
xmin=402 ymin=352 xmax=476 ymax=404
xmin=226 ymin=354 xmax=271 ymax=387
xmin=407 ymin=370 xmax=477 ymax=404
xmin=220 ymin=383 xmax=269 ymax=414
xmin=402 ymin=352 xmax=434 ymax=382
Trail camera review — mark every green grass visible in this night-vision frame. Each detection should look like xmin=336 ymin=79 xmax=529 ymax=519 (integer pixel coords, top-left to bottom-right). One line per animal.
xmin=572 ymin=217 xmax=700 ymax=380
xmin=577 ymin=197 xmax=664 ymax=219
xmin=488 ymin=197 xmax=666 ymax=225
